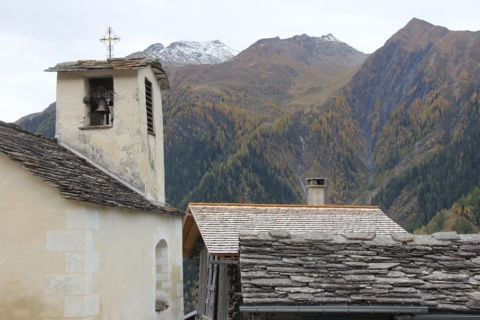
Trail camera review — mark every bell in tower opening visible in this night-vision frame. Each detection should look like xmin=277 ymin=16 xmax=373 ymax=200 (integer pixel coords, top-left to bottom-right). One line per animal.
xmin=88 ymin=77 xmax=114 ymax=126
xmin=46 ymin=57 xmax=170 ymax=203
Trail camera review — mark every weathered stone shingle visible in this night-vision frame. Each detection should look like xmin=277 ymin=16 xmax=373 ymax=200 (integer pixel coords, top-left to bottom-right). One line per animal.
xmin=0 ymin=121 xmax=183 ymax=215
xmin=239 ymin=231 xmax=480 ymax=313
xmin=186 ymin=203 xmax=406 ymax=256
xmin=45 ymin=57 xmax=170 ymax=90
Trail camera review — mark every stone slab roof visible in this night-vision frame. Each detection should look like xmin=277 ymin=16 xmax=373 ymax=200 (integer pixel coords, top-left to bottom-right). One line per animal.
xmin=45 ymin=57 xmax=170 ymax=90
xmin=239 ymin=230 xmax=480 ymax=313
xmin=0 ymin=121 xmax=183 ymax=215
xmin=184 ymin=203 xmax=406 ymax=257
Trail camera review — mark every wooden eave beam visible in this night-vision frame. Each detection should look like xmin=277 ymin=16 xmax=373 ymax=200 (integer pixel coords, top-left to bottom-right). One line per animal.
xmin=211 ymin=253 xmax=238 ymax=259
xmin=183 ymin=219 xmax=200 ymax=258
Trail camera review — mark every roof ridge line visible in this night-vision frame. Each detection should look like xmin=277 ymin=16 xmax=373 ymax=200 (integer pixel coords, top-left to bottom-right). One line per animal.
xmin=187 ymin=202 xmax=378 ymax=209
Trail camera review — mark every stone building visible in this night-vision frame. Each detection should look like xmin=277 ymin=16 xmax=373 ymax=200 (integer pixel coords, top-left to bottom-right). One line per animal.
xmin=182 ymin=203 xmax=406 ymax=320
xmin=0 ymin=57 xmax=184 ymax=320
xmin=239 ymin=230 xmax=480 ymax=319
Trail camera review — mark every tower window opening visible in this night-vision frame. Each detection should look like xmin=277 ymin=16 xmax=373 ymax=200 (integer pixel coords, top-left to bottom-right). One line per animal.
xmin=88 ymin=77 xmax=114 ymax=126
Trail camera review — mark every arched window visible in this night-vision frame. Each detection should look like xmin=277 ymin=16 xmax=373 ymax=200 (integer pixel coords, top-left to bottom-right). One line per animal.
xmin=155 ymin=239 xmax=171 ymax=312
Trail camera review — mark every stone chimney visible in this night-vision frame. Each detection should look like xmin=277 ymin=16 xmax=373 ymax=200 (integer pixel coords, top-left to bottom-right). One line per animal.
xmin=306 ymin=178 xmax=327 ymax=205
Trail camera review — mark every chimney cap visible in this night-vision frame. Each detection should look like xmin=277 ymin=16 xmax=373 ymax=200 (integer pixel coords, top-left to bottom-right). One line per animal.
xmin=306 ymin=177 xmax=327 ymax=187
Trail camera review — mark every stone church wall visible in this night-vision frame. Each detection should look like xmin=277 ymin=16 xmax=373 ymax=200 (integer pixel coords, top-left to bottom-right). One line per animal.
xmin=0 ymin=154 xmax=183 ymax=320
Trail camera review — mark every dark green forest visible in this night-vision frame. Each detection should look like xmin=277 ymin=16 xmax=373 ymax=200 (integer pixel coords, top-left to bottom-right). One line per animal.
xmin=16 ymin=103 xmax=56 ymax=138
xmin=372 ymin=90 xmax=480 ymax=232
xmin=162 ymin=90 xmax=304 ymax=209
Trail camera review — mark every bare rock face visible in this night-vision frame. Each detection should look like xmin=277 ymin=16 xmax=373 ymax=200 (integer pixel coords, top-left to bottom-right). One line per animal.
xmin=243 ymin=33 xmax=367 ymax=70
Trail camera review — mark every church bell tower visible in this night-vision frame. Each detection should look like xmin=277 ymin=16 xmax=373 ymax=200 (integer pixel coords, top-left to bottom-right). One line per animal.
xmin=45 ymin=57 xmax=170 ymax=204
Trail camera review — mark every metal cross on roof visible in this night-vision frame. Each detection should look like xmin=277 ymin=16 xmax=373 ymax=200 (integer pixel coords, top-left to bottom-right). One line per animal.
xmin=99 ymin=26 xmax=121 ymax=59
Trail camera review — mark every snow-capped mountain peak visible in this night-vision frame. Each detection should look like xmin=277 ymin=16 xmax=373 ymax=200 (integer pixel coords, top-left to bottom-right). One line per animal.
xmin=320 ymin=34 xmax=339 ymax=42
xmin=127 ymin=40 xmax=238 ymax=67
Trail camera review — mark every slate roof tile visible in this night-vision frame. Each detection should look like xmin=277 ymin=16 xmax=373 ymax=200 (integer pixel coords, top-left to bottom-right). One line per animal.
xmin=0 ymin=121 xmax=183 ymax=216
xmin=45 ymin=57 xmax=170 ymax=90
xmin=239 ymin=231 xmax=480 ymax=313
xmin=185 ymin=203 xmax=406 ymax=256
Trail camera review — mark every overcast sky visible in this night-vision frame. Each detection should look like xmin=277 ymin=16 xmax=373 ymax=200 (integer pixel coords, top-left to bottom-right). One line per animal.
xmin=1 ymin=0 xmax=479 ymax=122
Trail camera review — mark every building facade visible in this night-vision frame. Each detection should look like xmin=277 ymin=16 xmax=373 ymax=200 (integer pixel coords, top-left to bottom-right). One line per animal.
xmin=0 ymin=57 xmax=183 ymax=320
xmin=182 ymin=203 xmax=406 ymax=320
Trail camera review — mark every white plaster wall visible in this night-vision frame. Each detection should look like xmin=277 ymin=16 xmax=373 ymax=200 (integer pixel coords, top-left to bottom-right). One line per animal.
xmin=307 ymin=186 xmax=325 ymax=205
xmin=0 ymin=155 xmax=183 ymax=319
xmin=94 ymin=203 xmax=183 ymax=320
xmin=0 ymin=154 xmax=73 ymax=319
xmin=137 ymin=67 xmax=165 ymax=204
xmin=55 ymin=67 xmax=165 ymax=203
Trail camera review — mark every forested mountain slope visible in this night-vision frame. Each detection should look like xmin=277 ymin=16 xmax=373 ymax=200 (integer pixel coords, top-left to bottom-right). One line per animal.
xmin=165 ymin=33 xmax=366 ymax=116
xmin=15 ymin=20 xmax=480 ymax=234
xmin=345 ymin=18 xmax=480 ymax=232
xmin=162 ymin=33 xmax=368 ymax=207
xmin=17 ymin=33 xmax=368 ymax=208
xmin=14 ymin=102 xmax=56 ymax=138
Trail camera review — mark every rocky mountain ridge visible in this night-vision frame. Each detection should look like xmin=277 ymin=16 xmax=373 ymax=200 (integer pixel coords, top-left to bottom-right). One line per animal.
xmin=127 ymin=40 xmax=238 ymax=67
xmin=164 ymin=33 xmax=368 ymax=117
xmin=15 ymin=21 xmax=480 ymax=234
xmin=240 ymin=33 xmax=366 ymax=68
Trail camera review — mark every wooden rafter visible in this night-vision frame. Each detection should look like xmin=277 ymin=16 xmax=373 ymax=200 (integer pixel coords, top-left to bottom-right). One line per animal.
xmin=183 ymin=218 xmax=200 ymax=258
